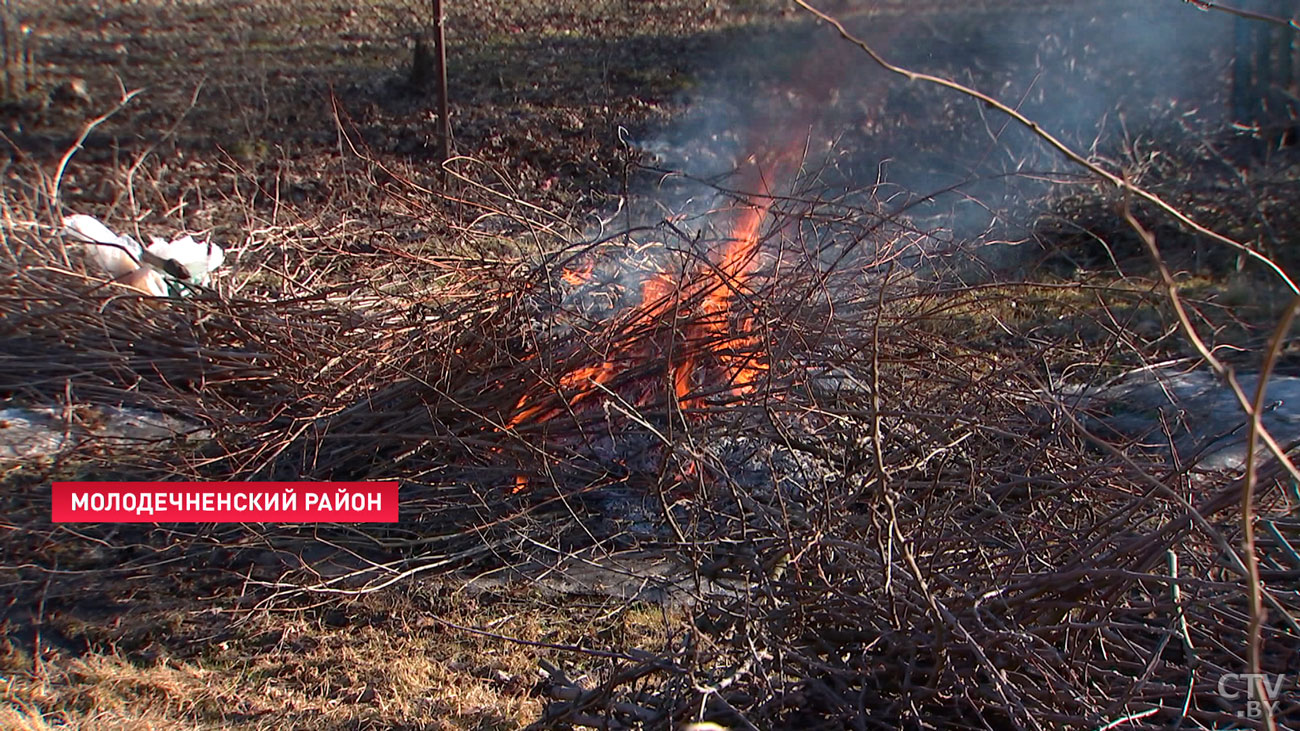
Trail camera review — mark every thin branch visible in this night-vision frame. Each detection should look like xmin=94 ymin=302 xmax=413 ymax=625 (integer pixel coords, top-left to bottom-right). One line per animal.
xmin=1183 ymin=0 xmax=1300 ymax=32
xmin=1241 ymin=295 xmax=1299 ymax=731
xmin=49 ymin=82 xmax=144 ymax=208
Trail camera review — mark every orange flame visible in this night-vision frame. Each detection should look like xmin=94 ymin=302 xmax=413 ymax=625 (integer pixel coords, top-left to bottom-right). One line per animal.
xmin=640 ymin=271 xmax=679 ymax=313
xmin=561 ymin=258 xmax=595 ymax=286
xmin=506 ymin=359 xmax=617 ymax=430
xmin=671 ymin=195 xmax=774 ymax=410
xmin=507 ymin=149 xmax=797 ymax=492
xmin=506 ymin=359 xmax=618 ymax=494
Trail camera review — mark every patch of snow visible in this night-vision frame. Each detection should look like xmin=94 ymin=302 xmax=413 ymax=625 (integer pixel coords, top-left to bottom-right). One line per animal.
xmin=0 ymin=404 xmax=210 ymax=461
xmin=1061 ymin=368 xmax=1300 ymax=472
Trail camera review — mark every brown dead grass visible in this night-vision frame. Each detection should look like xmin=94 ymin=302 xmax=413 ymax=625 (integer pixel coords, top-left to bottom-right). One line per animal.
xmin=2 ymin=584 xmax=679 ymax=730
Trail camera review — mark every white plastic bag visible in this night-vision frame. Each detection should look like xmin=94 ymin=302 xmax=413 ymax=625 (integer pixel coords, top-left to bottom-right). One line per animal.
xmin=62 ymin=214 xmax=224 ymax=296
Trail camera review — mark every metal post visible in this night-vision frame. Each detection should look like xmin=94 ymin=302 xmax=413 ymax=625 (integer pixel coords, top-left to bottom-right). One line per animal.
xmin=433 ymin=0 xmax=450 ymax=165
xmin=1232 ymin=10 xmax=1256 ymax=125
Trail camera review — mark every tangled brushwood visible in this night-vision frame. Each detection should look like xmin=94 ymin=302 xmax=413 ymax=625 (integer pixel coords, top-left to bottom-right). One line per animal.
xmin=3 ymin=138 xmax=1299 ymax=730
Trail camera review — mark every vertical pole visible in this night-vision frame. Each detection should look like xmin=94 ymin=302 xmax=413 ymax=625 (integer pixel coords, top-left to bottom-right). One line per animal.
xmin=21 ymin=23 xmax=30 ymax=91
xmin=0 ymin=4 xmax=11 ymax=100
xmin=433 ymin=0 xmax=450 ymax=165
xmin=1 ymin=1 xmax=11 ymax=99
xmin=1254 ymin=2 xmax=1274 ymax=120
xmin=1232 ymin=11 xmax=1255 ymax=125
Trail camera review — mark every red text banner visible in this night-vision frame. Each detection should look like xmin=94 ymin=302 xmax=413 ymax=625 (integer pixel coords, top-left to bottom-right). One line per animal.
xmin=51 ymin=482 xmax=399 ymax=523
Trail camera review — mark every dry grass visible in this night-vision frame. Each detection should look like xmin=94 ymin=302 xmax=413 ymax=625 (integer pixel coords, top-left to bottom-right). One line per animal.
xmin=2 ymin=585 xmax=681 ymax=730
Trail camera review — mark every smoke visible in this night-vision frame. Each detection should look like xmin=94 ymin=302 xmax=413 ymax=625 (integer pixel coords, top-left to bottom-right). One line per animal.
xmin=622 ymin=2 xmax=1231 ymax=258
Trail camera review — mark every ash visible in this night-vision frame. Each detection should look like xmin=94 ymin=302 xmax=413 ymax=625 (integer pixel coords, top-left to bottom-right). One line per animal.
xmin=553 ymin=429 xmax=827 ymax=544
xmin=477 ymin=432 xmax=831 ymax=604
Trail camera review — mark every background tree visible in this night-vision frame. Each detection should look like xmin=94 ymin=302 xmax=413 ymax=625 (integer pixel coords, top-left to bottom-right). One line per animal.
xmin=1231 ymin=0 xmax=1298 ymax=144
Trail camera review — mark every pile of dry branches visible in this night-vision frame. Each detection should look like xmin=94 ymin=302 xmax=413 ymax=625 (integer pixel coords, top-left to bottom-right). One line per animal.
xmin=2 ymin=98 xmax=1298 ymax=729
xmin=504 ymin=195 xmax=1300 ymax=728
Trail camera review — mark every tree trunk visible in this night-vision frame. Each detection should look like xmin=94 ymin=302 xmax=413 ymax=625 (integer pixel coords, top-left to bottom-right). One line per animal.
xmin=1231 ymin=0 xmax=1298 ymax=146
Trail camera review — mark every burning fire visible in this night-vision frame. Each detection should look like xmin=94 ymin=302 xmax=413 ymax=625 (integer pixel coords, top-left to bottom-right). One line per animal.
xmin=506 ymin=157 xmax=791 ymax=492
xmin=560 ymin=258 xmax=594 ymax=286
xmin=678 ymin=195 xmax=772 ymax=408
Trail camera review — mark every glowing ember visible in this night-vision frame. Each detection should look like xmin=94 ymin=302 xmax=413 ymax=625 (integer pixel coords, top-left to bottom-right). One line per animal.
xmin=506 ymin=358 xmax=619 ymax=493
xmin=560 ymin=258 xmax=595 ymax=286
xmin=640 ymin=271 xmax=680 ymax=314
xmin=506 ymin=360 xmax=617 ymax=430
